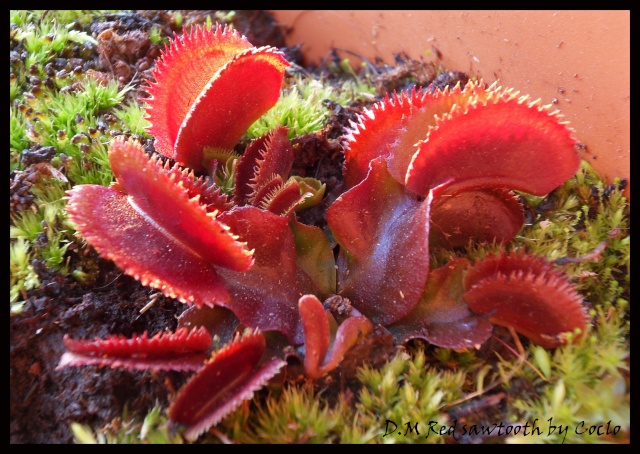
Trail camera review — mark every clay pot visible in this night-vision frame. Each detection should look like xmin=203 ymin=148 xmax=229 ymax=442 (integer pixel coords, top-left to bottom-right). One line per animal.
xmin=270 ymin=10 xmax=630 ymax=197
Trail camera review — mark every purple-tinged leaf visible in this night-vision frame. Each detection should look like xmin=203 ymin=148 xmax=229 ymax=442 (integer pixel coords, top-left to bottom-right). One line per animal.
xmin=386 ymin=258 xmax=493 ymax=349
xmin=327 ymin=158 xmax=436 ymax=325
xmin=217 ymin=207 xmax=303 ymax=343
xmin=429 ymin=188 xmax=524 ymax=249
xmin=168 ymin=329 xmax=286 ymax=441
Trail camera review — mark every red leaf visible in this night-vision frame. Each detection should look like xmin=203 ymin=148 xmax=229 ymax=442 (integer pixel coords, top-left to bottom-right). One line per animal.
xmin=107 ymin=137 xmax=254 ymax=271
xmin=66 ymin=184 xmax=231 ymax=307
xmin=258 ymin=178 xmax=307 ymax=217
xmin=299 ymin=295 xmax=373 ymax=379
xmin=386 ymin=258 xmax=493 ymax=349
xmin=173 ymin=48 xmax=288 ymax=172
xmin=318 ymin=315 xmax=373 ymax=377
xmin=66 ymin=138 xmax=254 ymax=307
xmin=168 ymin=330 xmax=286 ymax=440
xmin=327 ymin=158 xmax=436 ymax=325
xmin=145 ymin=25 xmax=288 ymax=171
xmin=145 ymin=25 xmax=253 ymax=164
xmin=342 ymin=89 xmax=417 ymax=188
xmin=234 ymin=126 xmax=294 ymax=206
xmin=429 ymin=188 xmax=524 ymax=248
xmin=216 ymin=207 xmax=304 ymax=343
xmin=248 ymin=175 xmax=283 ymax=208
xmin=406 ymin=96 xmax=579 ymax=197
xmin=177 ymin=168 xmax=234 ymax=213
xmin=464 ymin=251 xmax=590 ymax=348
xmin=58 ymin=327 xmax=212 ymax=371
xmin=342 ymin=82 xmax=491 ymax=188
xmin=298 ymin=295 xmax=331 ymax=378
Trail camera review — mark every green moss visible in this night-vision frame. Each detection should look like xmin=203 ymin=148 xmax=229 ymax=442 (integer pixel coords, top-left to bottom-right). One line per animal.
xmin=246 ymin=74 xmax=376 ymax=139
xmin=10 ymin=10 xmax=136 ymax=308
xmin=221 ymin=384 xmax=349 ymax=443
xmin=114 ymin=99 xmax=152 ymax=136
xmin=71 ymin=405 xmax=184 ymax=444
xmin=10 ymin=238 xmax=40 ymax=306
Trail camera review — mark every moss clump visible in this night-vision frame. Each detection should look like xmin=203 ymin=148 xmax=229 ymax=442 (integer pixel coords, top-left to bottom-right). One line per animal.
xmin=70 ymin=405 xmax=184 ymax=444
xmin=247 ymin=74 xmax=376 ymax=140
xmin=9 ymin=10 xmax=143 ymax=310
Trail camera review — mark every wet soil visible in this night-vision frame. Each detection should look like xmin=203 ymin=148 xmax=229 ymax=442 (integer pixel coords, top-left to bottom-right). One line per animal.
xmin=10 ymin=10 xmax=468 ymax=444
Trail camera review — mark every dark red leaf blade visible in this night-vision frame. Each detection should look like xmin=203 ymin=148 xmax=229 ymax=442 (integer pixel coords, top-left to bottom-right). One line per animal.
xmin=464 ymin=251 xmax=590 ymax=348
xmin=108 ymin=137 xmax=255 ymax=271
xmin=235 ymin=126 xmax=294 ymax=206
xmin=57 ymin=327 xmax=212 ymax=372
xmin=429 ymin=188 xmax=525 ymax=249
xmin=386 ymin=258 xmax=493 ymax=349
xmin=168 ymin=330 xmax=286 ymax=441
xmin=406 ymin=98 xmax=579 ymax=197
xmin=326 ymin=158 xmax=435 ymax=325
xmin=66 ymin=184 xmax=231 ymax=307
xmin=216 ymin=207 xmax=304 ymax=343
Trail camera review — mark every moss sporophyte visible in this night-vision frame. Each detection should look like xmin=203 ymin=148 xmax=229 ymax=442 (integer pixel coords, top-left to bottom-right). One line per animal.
xmin=9 ymin=17 xmax=623 ymax=442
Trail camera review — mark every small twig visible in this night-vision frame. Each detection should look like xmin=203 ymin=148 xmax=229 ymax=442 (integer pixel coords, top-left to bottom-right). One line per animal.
xmin=94 ymin=272 xmax=123 ymax=289
xmin=443 ymin=327 xmax=532 ymax=410
xmin=492 ymin=328 xmax=547 ymax=382
xmin=553 ymin=240 xmax=608 ymax=265
xmin=139 ymin=292 xmax=161 ymax=315
xmin=210 ymin=428 xmax=233 ymax=444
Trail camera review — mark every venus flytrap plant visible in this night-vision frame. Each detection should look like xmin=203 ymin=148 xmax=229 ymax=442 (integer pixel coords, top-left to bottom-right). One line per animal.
xmin=327 ymin=80 xmax=590 ymax=349
xmin=55 ymin=20 xmax=623 ymax=443
xmin=60 ymin=24 xmax=345 ymax=440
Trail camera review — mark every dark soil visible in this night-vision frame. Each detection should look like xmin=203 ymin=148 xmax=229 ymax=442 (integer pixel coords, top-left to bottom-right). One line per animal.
xmin=10 ymin=10 xmax=468 ymax=444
